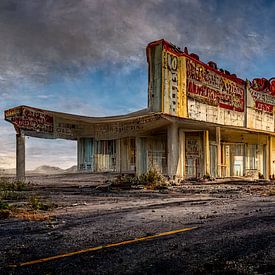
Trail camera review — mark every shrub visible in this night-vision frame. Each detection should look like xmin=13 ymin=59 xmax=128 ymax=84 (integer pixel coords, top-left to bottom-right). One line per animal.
xmin=29 ymin=195 xmax=57 ymax=211
xmin=258 ymin=172 xmax=264 ymax=179
xmin=0 ymin=199 xmax=10 ymax=210
xmin=0 ymin=190 xmax=26 ymax=200
xmin=0 ymin=178 xmax=28 ymax=191
xmin=203 ymin=173 xmax=211 ymax=180
xmin=138 ymin=168 xmax=167 ymax=190
xmin=113 ymin=174 xmax=139 ymax=187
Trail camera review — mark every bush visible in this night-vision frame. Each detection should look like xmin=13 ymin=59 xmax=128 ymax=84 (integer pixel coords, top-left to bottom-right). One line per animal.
xmin=203 ymin=173 xmax=211 ymax=180
xmin=0 ymin=199 xmax=10 ymax=210
xmin=29 ymin=195 xmax=57 ymax=211
xmin=0 ymin=190 xmax=26 ymax=200
xmin=113 ymin=174 xmax=139 ymax=187
xmin=138 ymin=168 xmax=167 ymax=190
xmin=112 ymin=168 xmax=168 ymax=190
xmin=0 ymin=178 xmax=28 ymax=191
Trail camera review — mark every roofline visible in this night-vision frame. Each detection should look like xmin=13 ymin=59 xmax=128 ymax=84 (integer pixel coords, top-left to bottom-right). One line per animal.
xmin=160 ymin=113 xmax=275 ymax=136
xmin=146 ymin=39 xmax=245 ymax=85
xmin=4 ymin=105 xmax=153 ymax=123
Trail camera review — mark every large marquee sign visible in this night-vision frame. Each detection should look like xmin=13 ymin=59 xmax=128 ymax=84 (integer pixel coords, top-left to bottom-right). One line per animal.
xmin=147 ymin=39 xmax=246 ymax=117
xmin=5 ymin=106 xmax=54 ymax=133
xmin=186 ymin=59 xmax=245 ymax=112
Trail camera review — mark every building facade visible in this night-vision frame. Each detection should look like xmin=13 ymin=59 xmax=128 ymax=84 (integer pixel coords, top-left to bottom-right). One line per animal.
xmin=4 ymin=39 xmax=275 ymax=180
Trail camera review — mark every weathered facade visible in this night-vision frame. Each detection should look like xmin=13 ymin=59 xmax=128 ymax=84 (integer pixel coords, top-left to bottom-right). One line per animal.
xmin=4 ymin=39 xmax=275 ymax=180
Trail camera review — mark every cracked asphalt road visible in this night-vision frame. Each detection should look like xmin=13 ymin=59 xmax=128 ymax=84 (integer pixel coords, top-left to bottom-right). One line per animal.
xmin=0 ymin=175 xmax=274 ymax=274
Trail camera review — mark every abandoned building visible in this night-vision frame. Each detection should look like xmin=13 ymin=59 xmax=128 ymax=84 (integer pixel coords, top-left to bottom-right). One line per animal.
xmin=4 ymin=39 xmax=275 ymax=180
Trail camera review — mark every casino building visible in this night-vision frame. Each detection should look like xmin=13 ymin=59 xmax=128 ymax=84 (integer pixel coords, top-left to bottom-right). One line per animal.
xmin=4 ymin=39 xmax=275 ymax=180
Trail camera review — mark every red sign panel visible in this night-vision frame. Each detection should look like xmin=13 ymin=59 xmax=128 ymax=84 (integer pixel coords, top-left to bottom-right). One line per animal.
xmin=186 ymin=59 xmax=245 ymax=112
xmin=5 ymin=106 xmax=53 ymax=133
xmin=250 ymin=78 xmax=275 ymax=113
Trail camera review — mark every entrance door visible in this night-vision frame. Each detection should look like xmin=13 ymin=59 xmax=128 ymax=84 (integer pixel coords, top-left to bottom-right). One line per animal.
xmin=230 ymin=144 xmax=244 ymax=176
xmin=186 ymin=158 xmax=198 ymax=178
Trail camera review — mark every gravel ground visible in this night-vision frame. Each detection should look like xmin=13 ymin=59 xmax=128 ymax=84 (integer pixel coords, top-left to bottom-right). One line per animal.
xmin=0 ymin=174 xmax=274 ymax=274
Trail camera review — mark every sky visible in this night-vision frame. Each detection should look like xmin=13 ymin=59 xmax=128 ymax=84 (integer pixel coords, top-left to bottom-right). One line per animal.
xmin=0 ymin=0 xmax=275 ymax=170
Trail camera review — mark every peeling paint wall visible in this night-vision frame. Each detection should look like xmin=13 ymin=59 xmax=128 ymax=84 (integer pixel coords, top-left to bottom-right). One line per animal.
xmin=246 ymin=81 xmax=275 ymax=132
xmin=187 ymin=99 xmax=244 ymax=126
xmin=78 ymin=138 xmax=117 ymax=172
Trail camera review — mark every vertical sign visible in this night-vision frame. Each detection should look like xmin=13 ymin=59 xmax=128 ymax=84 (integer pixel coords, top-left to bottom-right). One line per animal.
xmin=162 ymin=49 xmax=187 ymax=117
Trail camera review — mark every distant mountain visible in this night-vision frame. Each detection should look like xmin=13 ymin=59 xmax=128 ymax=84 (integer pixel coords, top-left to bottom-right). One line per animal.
xmin=32 ymin=165 xmax=64 ymax=174
xmin=0 ymin=165 xmax=78 ymax=175
xmin=65 ymin=165 xmax=77 ymax=173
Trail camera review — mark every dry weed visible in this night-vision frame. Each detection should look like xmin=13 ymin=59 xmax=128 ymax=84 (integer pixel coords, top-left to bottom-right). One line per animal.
xmin=11 ymin=209 xmax=51 ymax=221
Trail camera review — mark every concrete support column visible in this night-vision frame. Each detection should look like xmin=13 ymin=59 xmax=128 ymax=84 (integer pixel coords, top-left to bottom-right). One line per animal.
xmin=77 ymin=138 xmax=81 ymax=171
xmin=115 ymin=139 xmax=121 ymax=173
xmin=271 ymin=137 xmax=275 ymax=178
xmin=16 ymin=133 xmax=25 ymax=181
xmin=77 ymin=138 xmax=84 ymax=171
xmin=120 ymin=138 xmax=128 ymax=173
xmin=178 ymin=129 xmax=185 ymax=178
xmin=216 ymin=127 xmax=222 ymax=178
xmin=266 ymin=136 xmax=271 ymax=179
xmin=203 ymin=130 xmax=210 ymax=176
xmin=167 ymin=123 xmax=179 ymax=179
xmin=136 ymin=137 xmax=143 ymax=176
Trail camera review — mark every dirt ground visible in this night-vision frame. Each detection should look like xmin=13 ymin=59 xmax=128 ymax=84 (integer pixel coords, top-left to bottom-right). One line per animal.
xmin=0 ymin=173 xmax=274 ymax=274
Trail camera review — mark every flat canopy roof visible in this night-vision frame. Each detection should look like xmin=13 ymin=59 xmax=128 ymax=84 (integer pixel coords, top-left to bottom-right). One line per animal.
xmin=4 ymin=105 xmax=275 ymax=140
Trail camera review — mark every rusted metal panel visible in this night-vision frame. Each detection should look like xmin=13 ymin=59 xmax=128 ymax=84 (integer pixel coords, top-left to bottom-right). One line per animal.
xmin=146 ymin=135 xmax=167 ymax=174
xmin=147 ymin=44 xmax=163 ymax=112
xmin=78 ymin=138 xmax=94 ymax=171
xmin=5 ymin=106 xmax=54 ymax=134
xmin=185 ymin=132 xmax=203 ymax=178
xmin=94 ymin=140 xmax=117 ymax=172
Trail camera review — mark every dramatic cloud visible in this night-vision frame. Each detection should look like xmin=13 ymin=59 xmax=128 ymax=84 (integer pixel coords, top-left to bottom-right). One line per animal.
xmin=1 ymin=0 xmax=274 ymax=91
xmin=0 ymin=0 xmax=274 ymax=169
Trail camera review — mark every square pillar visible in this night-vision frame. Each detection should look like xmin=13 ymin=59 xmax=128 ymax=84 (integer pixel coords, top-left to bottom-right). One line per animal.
xmin=177 ymin=129 xmax=185 ymax=178
xmin=271 ymin=136 xmax=275 ymax=178
xmin=115 ymin=139 xmax=121 ymax=173
xmin=16 ymin=133 xmax=25 ymax=181
xmin=203 ymin=130 xmax=210 ymax=176
xmin=266 ymin=136 xmax=271 ymax=179
xmin=216 ymin=127 xmax=222 ymax=178
xmin=136 ymin=137 xmax=145 ymax=176
xmin=167 ymin=123 xmax=179 ymax=179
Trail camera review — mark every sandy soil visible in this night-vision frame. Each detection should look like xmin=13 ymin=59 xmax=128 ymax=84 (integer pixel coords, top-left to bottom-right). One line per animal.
xmin=0 ymin=174 xmax=274 ymax=274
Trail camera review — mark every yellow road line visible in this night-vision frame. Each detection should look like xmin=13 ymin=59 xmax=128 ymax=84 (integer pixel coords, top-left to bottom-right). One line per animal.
xmin=11 ymin=227 xmax=197 ymax=268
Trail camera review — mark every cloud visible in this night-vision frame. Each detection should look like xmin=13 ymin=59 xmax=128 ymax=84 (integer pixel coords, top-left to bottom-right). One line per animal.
xmin=0 ymin=0 xmax=275 ymax=169
xmin=0 ymin=0 xmax=274 ymax=95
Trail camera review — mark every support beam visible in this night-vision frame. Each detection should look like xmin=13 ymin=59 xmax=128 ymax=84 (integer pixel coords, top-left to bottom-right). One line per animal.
xmin=16 ymin=133 xmax=25 ymax=181
xmin=266 ymin=136 xmax=271 ymax=180
xmin=216 ymin=127 xmax=222 ymax=178
xmin=120 ymin=138 xmax=128 ymax=173
xmin=203 ymin=130 xmax=210 ymax=176
xmin=115 ymin=139 xmax=121 ymax=173
xmin=271 ymin=136 xmax=275 ymax=178
xmin=177 ymin=129 xmax=185 ymax=178
xmin=77 ymin=138 xmax=81 ymax=171
xmin=135 ymin=137 xmax=144 ymax=176
xmin=167 ymin=123 xmax=179 ymax=179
